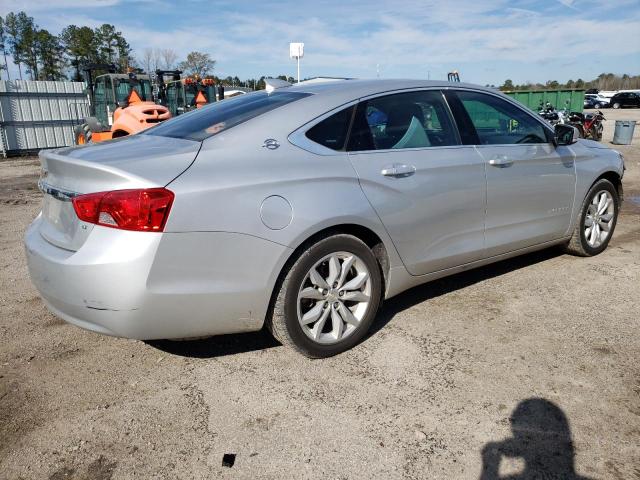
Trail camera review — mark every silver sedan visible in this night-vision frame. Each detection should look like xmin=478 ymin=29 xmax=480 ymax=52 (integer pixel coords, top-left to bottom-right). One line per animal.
xmin=25 ymin=79 xmax=625 ymax=357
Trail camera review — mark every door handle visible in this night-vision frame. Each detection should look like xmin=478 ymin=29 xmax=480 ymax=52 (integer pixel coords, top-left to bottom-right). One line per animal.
xmin=381 ymin=163 xmax=416 ymax=178
xmin=488 ymin=155 xmax=514 ymax=167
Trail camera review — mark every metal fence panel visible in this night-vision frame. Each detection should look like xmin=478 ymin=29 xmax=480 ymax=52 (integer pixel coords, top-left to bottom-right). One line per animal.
xmin=0 ymin=80 xmax=89 ymax=157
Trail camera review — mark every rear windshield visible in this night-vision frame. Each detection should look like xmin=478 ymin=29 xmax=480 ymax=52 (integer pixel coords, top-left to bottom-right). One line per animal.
xmin=144 ymin=91 xmax=311 ymax=141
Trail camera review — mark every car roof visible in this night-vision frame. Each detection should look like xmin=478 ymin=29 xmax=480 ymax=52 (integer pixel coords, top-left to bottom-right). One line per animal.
xmin=213 ymin=79 xmax=519 ymax=142
xmin=286 ymin=78 xmax=496 ymax=99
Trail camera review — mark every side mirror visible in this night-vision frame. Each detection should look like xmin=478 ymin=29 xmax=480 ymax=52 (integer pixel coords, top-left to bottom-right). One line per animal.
xmin=554 ymin=124 xmax=580 ymax=146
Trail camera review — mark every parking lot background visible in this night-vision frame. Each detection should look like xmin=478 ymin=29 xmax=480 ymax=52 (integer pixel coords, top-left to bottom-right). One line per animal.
xmin=1 ymin=109 xmax=639 ymax=479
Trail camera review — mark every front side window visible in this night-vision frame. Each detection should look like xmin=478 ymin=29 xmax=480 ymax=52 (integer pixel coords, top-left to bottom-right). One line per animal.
xmin=454 ymin=91 xmax=548 ymax=145
xmin=347 ymin=90 xmax=459 ymax=151
xmin=145 ymin=91 xmax=311 ymax=142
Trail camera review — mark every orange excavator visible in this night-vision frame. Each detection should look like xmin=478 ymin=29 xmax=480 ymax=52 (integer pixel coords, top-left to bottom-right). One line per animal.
xmin=74 ymin=63 xmax=171 ymax=144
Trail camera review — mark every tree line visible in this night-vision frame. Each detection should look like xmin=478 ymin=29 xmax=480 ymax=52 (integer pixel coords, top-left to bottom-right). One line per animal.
xmin=497 ymin=73 xmax=640 ymax=92
xmin=7 ymin=9 xmax=635 ymax=91
xmin=0 ymin=11 xmax=133 ymax=81
xmin=0 ymin=10 xmax=294 ymax=89
xmin=0 ymin=11 xmax=223 ymax=82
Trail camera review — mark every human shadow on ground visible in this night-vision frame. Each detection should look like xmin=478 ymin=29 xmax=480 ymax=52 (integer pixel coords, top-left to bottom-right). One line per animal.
xmin=479 ymin=398 xmax=592 ymax=480
xmin=149 ymin=248 xmax=561 ymax=358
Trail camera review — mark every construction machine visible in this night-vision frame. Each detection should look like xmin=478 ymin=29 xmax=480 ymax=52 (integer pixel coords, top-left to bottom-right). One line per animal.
xmin=447 ymin=70 xmax=461 ymax=82
xmin=155 ymin=70 xmax=218 ymax=116
xmin=74 ymin=63 xmax=171 ymax=144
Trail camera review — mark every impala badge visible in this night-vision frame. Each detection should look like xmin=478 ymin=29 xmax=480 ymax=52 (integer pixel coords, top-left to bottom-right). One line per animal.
xmin=262 ymin=139 xmax=280 ymax=150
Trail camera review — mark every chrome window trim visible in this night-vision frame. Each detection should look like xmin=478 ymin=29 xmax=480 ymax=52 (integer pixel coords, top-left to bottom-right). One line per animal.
xmin=346 ymin=143 xmax=477 ymax=156
xmin=288 ymin=100 xmax=359 ymax=156
xmin=289 ymin=87 xmax=464 ymax=156
xmin=289 ymin=85 xmax=555 ymax=156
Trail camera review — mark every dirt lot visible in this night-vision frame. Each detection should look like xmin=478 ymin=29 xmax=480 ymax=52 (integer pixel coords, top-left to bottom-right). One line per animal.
xmin=1 ymin=109 xmax=639 ymax=480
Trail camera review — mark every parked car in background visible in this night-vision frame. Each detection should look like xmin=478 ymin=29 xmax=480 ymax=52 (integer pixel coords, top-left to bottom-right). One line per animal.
xmin=25 ymin=79 xmax=625 ymax=358
xmin=609 ymin=91 xmax=640 ymax=109
xmin=584 ymin=94 xmax=610 ymax=109
xmin=584 ymin=97 xmax=598 ymax=109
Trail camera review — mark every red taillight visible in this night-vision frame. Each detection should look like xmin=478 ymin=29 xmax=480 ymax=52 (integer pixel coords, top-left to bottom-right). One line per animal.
xmin=72 ymin=188 xmax=174 ymax=232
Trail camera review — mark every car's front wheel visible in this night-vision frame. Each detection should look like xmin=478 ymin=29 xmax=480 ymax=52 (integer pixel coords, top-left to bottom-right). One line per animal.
xmin=563 ymin=179 xmax=619 ymax=256
xmin=267 ymin=234 xmax=382 ymax=358
xmin=612 ymin=102 xmax=621 ymax=109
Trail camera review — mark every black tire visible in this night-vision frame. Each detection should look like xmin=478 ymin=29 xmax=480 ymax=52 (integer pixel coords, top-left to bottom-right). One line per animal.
xmin=591 ymin=125 xmax=603 ymax=142
xmin=563 ymin=179 xmax=619 ymax=257
xmin=266 ymin=234 xmax=382 ymax=358
xmin=612 ymin=102 xmax=621 ymax=109
xmin=73 ymin=123 xmax=91 ymax=145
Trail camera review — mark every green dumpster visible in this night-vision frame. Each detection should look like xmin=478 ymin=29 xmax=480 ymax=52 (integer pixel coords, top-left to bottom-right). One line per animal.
xmin=504 ymin=89 xmax=586 ymax=113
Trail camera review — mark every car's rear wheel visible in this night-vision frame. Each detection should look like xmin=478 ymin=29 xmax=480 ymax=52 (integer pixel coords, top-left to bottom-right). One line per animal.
xmin=267 ymin=234 xmax=382 ymax=358
xmin=563 ymin=179 xmax=619 ymax=256
xmin=74 ymin=123 xmax=92 ymax=145
xmin=612 ymin=102 xmax=621 ymax=109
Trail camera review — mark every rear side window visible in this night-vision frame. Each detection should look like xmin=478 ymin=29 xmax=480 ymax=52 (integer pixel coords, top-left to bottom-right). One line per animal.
xmin=145 ymin=91 xmax=311 ymax=141
xmin=347 ymin=90 xmax=459 ymax=151
xmin=305 ymin=106 xmax=354 ymax=151
xmin=454 ymin=90 xmax=548 ymax=145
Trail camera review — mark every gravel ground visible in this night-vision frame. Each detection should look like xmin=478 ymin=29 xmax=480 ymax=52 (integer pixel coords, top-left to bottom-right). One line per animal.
xmin=1 ymin=109 xmax=639 ymax=480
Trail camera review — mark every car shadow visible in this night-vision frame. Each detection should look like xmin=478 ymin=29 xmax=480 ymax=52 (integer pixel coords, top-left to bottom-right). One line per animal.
xmin=148 ymin=247 xmax=562 ymax=359
xmin=479 ymin=398 xmax=592 ymax=479
xmin=146 ymin=330 xmax=279 ymax=358
xmin=368 ymin=247 xmax=562 ymax=339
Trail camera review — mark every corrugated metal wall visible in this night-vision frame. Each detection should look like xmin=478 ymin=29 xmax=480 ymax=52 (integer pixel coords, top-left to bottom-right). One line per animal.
xmin=0 ymin=80 xmax=90 ymax=157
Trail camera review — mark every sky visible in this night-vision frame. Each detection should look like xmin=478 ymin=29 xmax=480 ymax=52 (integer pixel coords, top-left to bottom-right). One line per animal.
xmin=1 ymin=0 xmax=639 ymax=85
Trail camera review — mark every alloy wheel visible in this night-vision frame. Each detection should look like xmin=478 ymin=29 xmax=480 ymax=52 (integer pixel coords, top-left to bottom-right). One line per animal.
xmin=296 ymin=252 xmax=372 ymax=345
xmin=584 ymin=190 xmax=615 ymax=248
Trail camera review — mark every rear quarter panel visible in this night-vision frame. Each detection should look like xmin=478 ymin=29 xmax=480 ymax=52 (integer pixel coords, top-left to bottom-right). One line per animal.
xmin=163 ymin=113 xmax=404 ymax=279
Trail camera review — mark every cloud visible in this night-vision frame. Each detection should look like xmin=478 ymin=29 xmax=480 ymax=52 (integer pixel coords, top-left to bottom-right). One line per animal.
xmin=3 ymin=0 xmax=640 ymax=84
xmin=1 ymin=0 xmax=119 ymax=15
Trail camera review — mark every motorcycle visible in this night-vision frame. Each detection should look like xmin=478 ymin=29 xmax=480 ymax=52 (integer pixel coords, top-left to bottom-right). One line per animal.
xmin=561 ymin=110 xmax=604 ymax=141
xmin=539 ymin=101 xmax=591 ymax=139
xmin=583 ymin=110 xmax=605 ymax=141
xmin=538 ymin=102 xmax=562 ymax=125
xmin=565 ymin=111 xmax=586 ymax=138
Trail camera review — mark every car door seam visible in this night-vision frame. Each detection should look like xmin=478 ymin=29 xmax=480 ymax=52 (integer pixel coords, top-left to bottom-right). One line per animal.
xmin=346 ymin=152 xmax=410 ymax=272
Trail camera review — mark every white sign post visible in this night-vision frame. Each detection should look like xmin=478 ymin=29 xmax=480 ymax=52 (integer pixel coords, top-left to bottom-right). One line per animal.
xmin=289 ymin=42 xmax=304 ymax=83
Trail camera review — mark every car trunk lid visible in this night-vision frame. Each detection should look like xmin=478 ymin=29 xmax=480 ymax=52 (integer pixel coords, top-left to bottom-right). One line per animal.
xmin=37 ymin=134 xmax=200 ymax=251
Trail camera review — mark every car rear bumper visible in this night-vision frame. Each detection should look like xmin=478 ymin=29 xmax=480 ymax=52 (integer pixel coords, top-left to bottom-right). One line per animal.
xmin=25 ymin=216 xmax=291 ymax=339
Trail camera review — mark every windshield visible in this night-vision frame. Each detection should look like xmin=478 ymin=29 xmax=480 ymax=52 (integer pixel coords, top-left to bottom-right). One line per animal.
xmin=115 ymin=78 xmax=153 ymax=103
xmin=145 ymin=90 xmax=311 ymax=141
